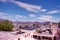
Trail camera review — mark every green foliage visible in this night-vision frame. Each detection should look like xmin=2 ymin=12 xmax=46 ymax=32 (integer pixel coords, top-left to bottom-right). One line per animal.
xmin=0 ymin=20 xmax=14 ymax=31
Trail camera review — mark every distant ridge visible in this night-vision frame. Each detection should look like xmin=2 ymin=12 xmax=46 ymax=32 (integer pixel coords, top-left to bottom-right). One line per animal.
xmin=0 ymin=19 xmax=5 ymax=21
xmin=0 ymin=19 xmax=11 ymax=21
xmin=13 ymin=21 xmax=51 ymax=25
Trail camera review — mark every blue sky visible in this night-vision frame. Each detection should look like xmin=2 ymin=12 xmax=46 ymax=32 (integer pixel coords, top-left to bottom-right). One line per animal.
xmin=0 ymin=0 xmax=60 ymax=22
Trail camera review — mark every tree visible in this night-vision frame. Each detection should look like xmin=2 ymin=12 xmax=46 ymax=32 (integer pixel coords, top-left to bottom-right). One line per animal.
xmin=0 ymin=20 xmax=14 ymax=31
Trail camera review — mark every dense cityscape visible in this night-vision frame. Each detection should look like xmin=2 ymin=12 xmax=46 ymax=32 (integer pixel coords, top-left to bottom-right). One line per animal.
xmin=0 ymin=19 xmax=60 ymax=40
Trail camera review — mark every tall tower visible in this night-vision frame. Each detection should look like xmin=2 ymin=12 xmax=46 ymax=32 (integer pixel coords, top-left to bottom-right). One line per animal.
xmin=50 ymin=22 xmax=58 ymax=35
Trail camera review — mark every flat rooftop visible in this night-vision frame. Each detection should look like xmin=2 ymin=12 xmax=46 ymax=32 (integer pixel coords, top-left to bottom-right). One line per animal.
xmin=0 ymin=30 xmax=36 ymax=40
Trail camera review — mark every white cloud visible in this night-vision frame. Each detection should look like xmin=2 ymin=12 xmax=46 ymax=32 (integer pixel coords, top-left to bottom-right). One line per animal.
xmin=37 ymin=15 xmax=53 ymax=21
xmin=0 ymin=0 xmax=7 ymax=2
xmin=0 ymin=12 xmax=12 ymax=20
xmin=15 ymin=15 xmax=26 ymax=18
xmin=13 ymin=1 xmax=48 ymax=13
xmin=47 ymin=10 xmax=58 ymax=14
xmin=29 ymin=14 xmax=36 ymax=17
xmin=0 ymin=0 xmax=48 ymax=13
xmin=0 ymin=0 xmax=14 ymax=2
xmin=0 ymin=12 xmax=26 ymax=21
xmin=0 ymin=12 xmax=8 ymax=15
xmin=41 ymin=9 xmax=47 ymax=12
xmin=0 ymin=12 xmax=59 ymax=22
xmin=13 ymin=1 xmax=42 ymax=13
xmin=0 ymin=12 xmax=8 ymax=19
